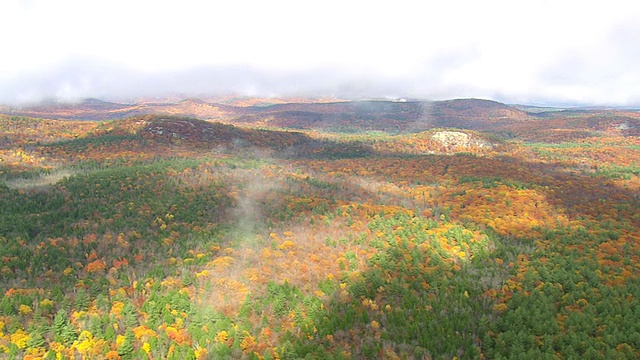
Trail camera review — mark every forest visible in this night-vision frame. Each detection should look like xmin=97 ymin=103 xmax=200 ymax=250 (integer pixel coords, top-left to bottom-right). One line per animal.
xmin=0 ymin=99 xmax=639 ymax=359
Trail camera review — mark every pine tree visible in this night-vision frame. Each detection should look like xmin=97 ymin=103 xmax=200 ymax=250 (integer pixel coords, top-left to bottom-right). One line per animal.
xmin=53 ymin=309 xmax=76 ymax=344
xmin=26 ymin=328 xmax=46 ymax=349
xmin=117 ymin=330 xmax=135 ymax=359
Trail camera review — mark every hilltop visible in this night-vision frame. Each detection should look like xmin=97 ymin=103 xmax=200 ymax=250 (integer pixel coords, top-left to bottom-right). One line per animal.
xmin=3 ymin=97 xmax=640 ymax=141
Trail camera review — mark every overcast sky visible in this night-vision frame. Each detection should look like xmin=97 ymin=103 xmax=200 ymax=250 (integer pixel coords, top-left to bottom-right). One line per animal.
xmin=1 ymin=0 xmax=639 ymax=106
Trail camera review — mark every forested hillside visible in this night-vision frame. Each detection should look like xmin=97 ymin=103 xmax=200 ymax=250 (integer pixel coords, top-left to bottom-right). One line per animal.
xmin=0 ymin=105 xmax=638 ymax=359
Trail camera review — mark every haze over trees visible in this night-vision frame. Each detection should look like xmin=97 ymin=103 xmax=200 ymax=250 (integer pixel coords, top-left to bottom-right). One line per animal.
xmin=0 ymin=97 xmax=638 ymax=359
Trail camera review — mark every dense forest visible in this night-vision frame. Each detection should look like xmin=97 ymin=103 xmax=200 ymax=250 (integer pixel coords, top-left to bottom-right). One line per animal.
xmin=0 ymin=100 xmax=638 ymax=359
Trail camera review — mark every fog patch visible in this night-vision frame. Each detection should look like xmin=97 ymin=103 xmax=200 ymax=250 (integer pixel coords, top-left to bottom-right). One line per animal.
xmin=4 ymin=169 xmax=78 ymax=190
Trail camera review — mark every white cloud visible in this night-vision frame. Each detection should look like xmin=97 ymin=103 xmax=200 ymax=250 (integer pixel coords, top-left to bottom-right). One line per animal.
xmin=1 ymin=0 xmax=640 ymax=105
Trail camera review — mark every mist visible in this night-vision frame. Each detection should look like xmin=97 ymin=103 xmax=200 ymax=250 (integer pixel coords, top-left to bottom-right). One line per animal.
xmin=0 ymin=57 xmax=466 ymax=106
xmin=3 ymin=53 xmax=640 ymax=108
xmin=2 ymin=1 xmax=640 ymax=107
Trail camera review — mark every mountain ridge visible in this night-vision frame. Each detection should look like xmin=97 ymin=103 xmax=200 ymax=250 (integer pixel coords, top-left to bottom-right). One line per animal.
xmin=2 ymin=97 xmax=639 ymax=140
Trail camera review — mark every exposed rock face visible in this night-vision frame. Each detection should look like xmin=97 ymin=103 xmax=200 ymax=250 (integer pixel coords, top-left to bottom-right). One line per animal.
xmin=430 ymin=130 xmax=491 ymax=148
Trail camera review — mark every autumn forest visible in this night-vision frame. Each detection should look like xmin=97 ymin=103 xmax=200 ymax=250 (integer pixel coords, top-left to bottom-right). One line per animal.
xmin=0 ymin=98 xmax=639 ymax=359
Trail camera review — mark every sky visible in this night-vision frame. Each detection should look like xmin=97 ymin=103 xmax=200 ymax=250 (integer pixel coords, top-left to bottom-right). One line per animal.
xmin=1 ymin=0 xmax=639 ymax=106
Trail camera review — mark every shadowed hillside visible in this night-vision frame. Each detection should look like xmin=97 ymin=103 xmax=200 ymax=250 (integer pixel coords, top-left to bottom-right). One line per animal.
xmin=430 ymin=99 xmax=530 ymax=129
xmin=3 ymin=97 xmax=640 ymax=141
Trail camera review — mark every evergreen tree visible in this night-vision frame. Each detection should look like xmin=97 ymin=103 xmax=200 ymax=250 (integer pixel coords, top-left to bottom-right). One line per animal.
xmin=53 ymin=309 xmax=76 ymax=344
xmin=117 ymin=330 xmax=135 ymax=359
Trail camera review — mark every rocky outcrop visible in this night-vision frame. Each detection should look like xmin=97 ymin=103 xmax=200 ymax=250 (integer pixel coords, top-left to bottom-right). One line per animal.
xmin=430 ymin=130 xmax=492 ymax=149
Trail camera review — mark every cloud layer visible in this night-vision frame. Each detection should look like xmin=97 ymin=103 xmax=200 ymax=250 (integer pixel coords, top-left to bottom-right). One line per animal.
xmin=1 ymin=0 xmax=640 ymax=106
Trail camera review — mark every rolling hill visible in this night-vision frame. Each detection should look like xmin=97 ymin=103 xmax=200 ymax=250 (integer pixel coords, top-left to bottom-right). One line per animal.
xmin=0 ymin=96 xmax=639 ymax=359
xmin=3 ymin=97 xmax=640 ymax=141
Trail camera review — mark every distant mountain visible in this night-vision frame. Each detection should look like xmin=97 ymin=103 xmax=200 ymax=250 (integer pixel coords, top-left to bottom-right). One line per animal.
xmin=229 ymin=100 xmax=429 ymax=132
xmin=2 ymin=98 xmax=143 ymax=120
xmin=429 ymin=99 xmax=530 ymax=130
xmin=2 ymin=97 xmax=639 ymax=140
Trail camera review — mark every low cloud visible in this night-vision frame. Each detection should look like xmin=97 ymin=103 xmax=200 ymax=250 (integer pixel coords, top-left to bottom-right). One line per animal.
xmin=2 ymin=1 xmax=640 ymax=107
xmin=0 ymin=55 xmax=493 ymax=105
xmin=2 ymin=42 xmax=640 ymax=107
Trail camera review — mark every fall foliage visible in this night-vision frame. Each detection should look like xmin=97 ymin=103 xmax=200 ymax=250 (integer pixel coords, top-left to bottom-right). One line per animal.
xmin=0 ymin=105 xmax=639 ymax=359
